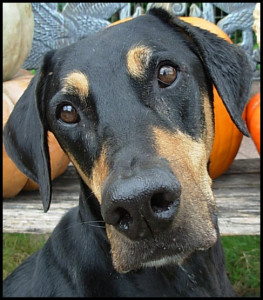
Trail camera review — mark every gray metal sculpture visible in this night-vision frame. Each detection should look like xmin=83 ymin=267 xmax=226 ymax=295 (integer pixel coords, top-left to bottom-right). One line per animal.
xmin=23 ymin=3 xmax=129 ymax=69
xmin=23 ymin=2 xmax=260 ymax=80
xmin=215 ymin=3 xmax=259 ymax=79
xmin=146 ymin=3 xmax=187 ymax=16
xmin=216 ymin=3 xmax=256 ymax=50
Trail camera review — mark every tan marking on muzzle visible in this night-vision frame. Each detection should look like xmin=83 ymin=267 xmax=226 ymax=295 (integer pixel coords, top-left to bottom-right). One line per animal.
xmin=202 ymin=92 xmax=214 ymax=158
xmin=67 ymin=147 xmax=108 ymax=204
xmin=62 ymin=71 xmax=89 ymax=101
xmin=153 ymin=127 xmax=217 ymax=246
xmin=126 ymin=45 xmax=152 ymax=79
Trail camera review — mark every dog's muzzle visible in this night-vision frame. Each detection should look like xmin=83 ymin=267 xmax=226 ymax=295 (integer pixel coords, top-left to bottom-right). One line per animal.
xmin=101 ymin=168 xmax=180 ymax=240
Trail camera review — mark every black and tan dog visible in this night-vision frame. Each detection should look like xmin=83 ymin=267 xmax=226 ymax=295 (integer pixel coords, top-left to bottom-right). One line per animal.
xmin=3 ymin=8 xmax=251 ymax=297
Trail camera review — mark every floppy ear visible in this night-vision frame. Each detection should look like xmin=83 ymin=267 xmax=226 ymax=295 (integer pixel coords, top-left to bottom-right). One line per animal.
xmin=3 ymin=51 xmax=56 ymax=212
xmin=149 ymin=8 xmax=252 ymax=136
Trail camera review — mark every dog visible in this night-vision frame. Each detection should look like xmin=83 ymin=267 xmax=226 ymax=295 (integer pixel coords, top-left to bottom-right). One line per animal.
xmin=3 ymin=8 xmax=251 ymax=297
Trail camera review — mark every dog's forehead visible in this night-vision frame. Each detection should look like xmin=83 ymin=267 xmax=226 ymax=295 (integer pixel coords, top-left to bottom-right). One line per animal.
xmin=92 ymin=15 xmax=178 ymax=50
xmin=55 ymin=14 xmax=196 ymax=107
xmin=58 ymin=14 xmax=187 ymax=75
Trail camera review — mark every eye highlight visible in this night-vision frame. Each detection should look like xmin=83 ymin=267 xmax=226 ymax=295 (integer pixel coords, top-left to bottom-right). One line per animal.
xmin=157 ymin=65 xmax=177 ymax=88
xmin=57 ymin=104 xmax=80 ymax=124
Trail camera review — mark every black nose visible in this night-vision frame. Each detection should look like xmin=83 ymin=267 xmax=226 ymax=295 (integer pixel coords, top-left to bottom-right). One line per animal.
xmin=101 ymin=168 xmax=180 ymax=240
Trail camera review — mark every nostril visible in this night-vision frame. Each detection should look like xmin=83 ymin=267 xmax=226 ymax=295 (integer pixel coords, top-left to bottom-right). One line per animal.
xmin=150 ymin=191 xmax=179 ymax=217
xmin=114 ymin=207 xmax=133 ymax=231
xmin=151 ymin=192 xmax=173 ymax=213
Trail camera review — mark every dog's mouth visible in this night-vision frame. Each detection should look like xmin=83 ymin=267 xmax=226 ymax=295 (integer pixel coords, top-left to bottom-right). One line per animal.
xmin=106 ymin=214 xmax=218 ymax=273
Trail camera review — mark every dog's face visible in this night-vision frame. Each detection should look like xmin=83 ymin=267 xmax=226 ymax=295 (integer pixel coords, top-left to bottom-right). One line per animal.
xmin=46 ymin=12 xmax=217 ymax=273
xmin=4 ymin=9 xmax=251 ymax=273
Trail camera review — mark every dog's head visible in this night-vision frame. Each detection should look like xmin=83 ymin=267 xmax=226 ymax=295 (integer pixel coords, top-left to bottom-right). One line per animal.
xmin=4 ymin=9 xmax=251 ymax=273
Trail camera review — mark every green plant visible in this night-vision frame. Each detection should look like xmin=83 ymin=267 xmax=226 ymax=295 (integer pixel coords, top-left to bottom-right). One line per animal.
xmin=3 ymin=233 xmax=50 ymax=280
xmin=58 ymin=3 xmax=66 ymax=12
xmin=221 ymin=235 xmax=260 ymax=297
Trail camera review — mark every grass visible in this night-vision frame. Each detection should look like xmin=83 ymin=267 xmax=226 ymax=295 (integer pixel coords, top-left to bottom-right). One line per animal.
xmin=2 ymin=234 xmax=260 ymax=297
xmin=221 ymin=235 xmax=260 ymax=297
xmin=2 ymin=233 xmax=50 ymax=280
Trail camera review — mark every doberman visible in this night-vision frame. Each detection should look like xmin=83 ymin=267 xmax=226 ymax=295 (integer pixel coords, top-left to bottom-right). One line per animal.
xmin=3 ymin=8 xmax=251 ymax=297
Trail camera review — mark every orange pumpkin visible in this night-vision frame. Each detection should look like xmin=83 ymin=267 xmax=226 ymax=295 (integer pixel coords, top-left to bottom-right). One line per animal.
xmin=209 ymin=88 xmax=246 ymax=178
xmin=246 ymin=92 xmax=260 ymax=154
xmin=180 ymin=17 xmax=245 ymax=178
xmin=3 ymin=70 xmax=70 ymax=196
xmin=3 ymin=90 xmax=28 ymax=197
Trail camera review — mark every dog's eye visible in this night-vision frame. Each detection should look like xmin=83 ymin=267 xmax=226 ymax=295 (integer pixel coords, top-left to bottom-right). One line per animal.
xmin=58 ymin=104 xmax=80 ymax=124
xmin=158 ymin=65 xmax=177 ymax=88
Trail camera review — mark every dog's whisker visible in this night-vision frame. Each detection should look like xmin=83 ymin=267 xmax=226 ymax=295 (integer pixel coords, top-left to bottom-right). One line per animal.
xmin=50 ymin=220 xmax=106 ymax=239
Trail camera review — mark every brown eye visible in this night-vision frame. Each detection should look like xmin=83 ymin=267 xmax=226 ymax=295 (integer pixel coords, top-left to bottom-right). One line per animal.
xmin=158 ymin=65 xmax=177 ymax=88
xmin=58 ymin=104 xmax=80 ymax=124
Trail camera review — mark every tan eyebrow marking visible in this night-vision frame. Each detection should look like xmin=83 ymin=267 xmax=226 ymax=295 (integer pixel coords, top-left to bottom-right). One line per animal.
xmin=62 ymin=70 xmax=89 ymax=101
xmin=126 ymin=45 xmax=152 ymax=79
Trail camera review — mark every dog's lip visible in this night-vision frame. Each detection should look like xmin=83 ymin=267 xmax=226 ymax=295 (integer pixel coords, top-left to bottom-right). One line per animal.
xmin=139 ymin=240 xmax=188 ymax=264
xmin=141 ymin=253 xmax=185 ymax=269
xmin=112 ymin=235 xmax=191 ymax=273
xmin=112 ymin=228 xmax=217 ymax=273
xmin=107 ymin=213 xmax=218 ymax=273
xmin=119 ymin=239 xmax=215 ymax=273
xmin=117 ymin=245 xmax=191 ymax=274
xmin=119 ymin=254 xmax=186 ymax=274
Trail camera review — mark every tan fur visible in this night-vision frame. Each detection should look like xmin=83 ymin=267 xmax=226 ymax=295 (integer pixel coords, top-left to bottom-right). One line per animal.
xmin=67 ymin=147 xmax=109 ymax=204
xmin=152 ymin=127 xmax=217 ymax=243
xmin=126 ymin=45 xmax=152 ymax=79
xmin=62 ymin=71 xmax=89 ymax=101
xmin=202 ymin=92 xmax=214 ymax=158
xmin=89 ymin=147 xmax=109 ymax=204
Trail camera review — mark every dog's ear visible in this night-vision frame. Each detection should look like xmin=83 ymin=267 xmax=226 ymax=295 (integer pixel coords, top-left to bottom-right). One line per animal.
xmin=3 ymin=51 xmax=56 ymax=212
xmin=149 ymin=8 xmax=252 ymax=136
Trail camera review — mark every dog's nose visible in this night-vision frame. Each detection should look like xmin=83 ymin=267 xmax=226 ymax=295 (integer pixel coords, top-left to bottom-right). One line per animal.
xmin=101 ymin=168 xmax=180 ymax=240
